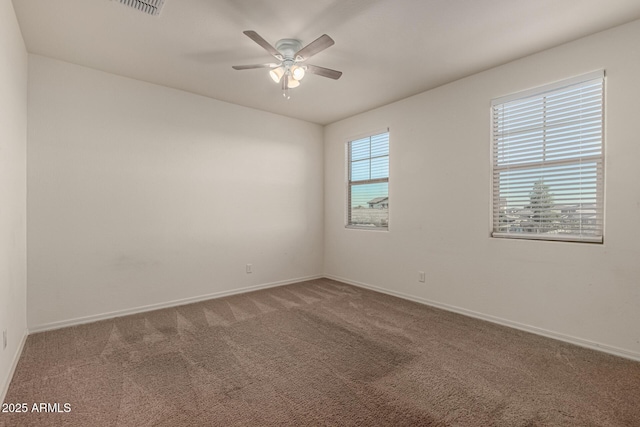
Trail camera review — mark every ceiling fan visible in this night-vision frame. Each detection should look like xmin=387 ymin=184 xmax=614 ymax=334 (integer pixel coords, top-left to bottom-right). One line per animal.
xmin=232 ymin=31 xmax=342 ymax=97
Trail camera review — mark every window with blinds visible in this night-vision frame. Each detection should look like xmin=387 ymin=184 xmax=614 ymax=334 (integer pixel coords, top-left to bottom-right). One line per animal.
xmin=491 ymin=71 xmax=604 ymax=243
xmin=347 ymin=131 xmax=389 ymax=229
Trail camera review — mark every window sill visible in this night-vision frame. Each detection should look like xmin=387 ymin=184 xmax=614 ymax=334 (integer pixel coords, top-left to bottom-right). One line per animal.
xmin=346 ymin=225 xmax=389 ymax=232
xmin=491 ymin=232 xmax=602 ymax=244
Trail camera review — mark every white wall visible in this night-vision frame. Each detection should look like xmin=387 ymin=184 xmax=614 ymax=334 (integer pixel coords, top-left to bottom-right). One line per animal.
xmin=27 ymin=55 xmax=324 ymax=329
xmin=325 ymin=20 xmax=640 ymax=358
xmin=0 ymin=0 xmax=28 ymax=401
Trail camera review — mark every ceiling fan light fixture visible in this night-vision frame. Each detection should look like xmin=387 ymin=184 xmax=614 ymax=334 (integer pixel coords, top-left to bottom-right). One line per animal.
xmin=291 ymin=65 xmax=305 ymax=81
xmin=286 ymin=75 xmax=300 ymax=88
xmin=269 ymin=66 xmax=284 ymax=83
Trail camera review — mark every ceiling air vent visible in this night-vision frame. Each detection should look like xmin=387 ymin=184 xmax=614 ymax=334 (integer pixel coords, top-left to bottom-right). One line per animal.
xmin=117 ymin=0 xmax=165 ymax=16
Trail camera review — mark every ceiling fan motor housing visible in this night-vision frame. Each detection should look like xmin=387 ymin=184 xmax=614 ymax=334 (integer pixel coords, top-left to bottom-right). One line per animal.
xmin=275 ymin=39 xmax=303 ymax=65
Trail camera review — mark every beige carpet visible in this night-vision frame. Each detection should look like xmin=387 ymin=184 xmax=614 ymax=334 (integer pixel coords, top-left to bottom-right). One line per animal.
xmin=2 ymin=278 xmax=639 ymax=426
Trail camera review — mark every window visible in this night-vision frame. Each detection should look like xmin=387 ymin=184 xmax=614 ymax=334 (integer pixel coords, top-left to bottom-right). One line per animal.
xmin=347 ymin=131 xmax=389 ymax=229
xmin=491 ymin=71 xmax=604 ymax=243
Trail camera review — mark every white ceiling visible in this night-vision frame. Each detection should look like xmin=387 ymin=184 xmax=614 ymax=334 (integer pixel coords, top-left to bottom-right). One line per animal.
xmin=12 ymin=0 xmax=640 ymax=125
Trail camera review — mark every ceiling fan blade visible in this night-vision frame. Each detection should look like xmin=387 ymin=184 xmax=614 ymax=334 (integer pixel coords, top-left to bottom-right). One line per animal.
xmin=232 ymin=63 xmax=279 ymax=70
xmin=305 ymin=64 xmax=342 ymax=80
xmin=243 ymin=30 xmax=283 ymax=61
xmin=295 ymin=34 xmax=335 ymax=62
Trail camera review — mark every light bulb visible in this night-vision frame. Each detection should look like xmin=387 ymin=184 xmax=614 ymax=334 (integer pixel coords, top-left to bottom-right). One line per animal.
xmin=269 ymin=67 xmax=284 ymax=83
xmin=291 ymin=65 xmax=305 ymax=81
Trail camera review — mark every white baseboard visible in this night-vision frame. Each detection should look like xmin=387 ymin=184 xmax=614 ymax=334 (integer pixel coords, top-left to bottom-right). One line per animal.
xmin=1 ymin=328 xmax=28 ymax=404
xmin=29 ymin=275 xmax=323 ymax=333
xmin=325 ymin=274 xmax=640 ymax=362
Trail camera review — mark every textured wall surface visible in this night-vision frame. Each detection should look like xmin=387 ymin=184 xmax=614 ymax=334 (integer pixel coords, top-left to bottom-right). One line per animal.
xmin=325 ymin=20 xmax=640 ymax=358
xmin=0 ymin=0 xmax=28 ymax=402
xmin=27 ymin=55 xmax=324 ymax=329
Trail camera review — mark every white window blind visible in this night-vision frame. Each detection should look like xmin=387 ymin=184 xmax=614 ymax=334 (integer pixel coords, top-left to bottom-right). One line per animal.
xmin=491 ymin=71 xmax=604 ymax=243
xmin=347 ymin=131 xmax=389 ymax=229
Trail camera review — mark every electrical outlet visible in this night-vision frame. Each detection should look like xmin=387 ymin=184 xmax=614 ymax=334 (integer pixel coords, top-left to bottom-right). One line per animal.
xmin=246 ymin=264 xmax=253 ymax=274
xmin=418 ymin=271 xmax=426 ymax=283
xmin=2 ymin=329 xmax=7 ymax=350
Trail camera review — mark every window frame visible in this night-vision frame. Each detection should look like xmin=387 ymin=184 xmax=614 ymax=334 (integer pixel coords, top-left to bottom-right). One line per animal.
xmin=490 ymin=71 xmax=605 ymax=243
xmin=345 ymin=129 xmax=390 ymax=231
